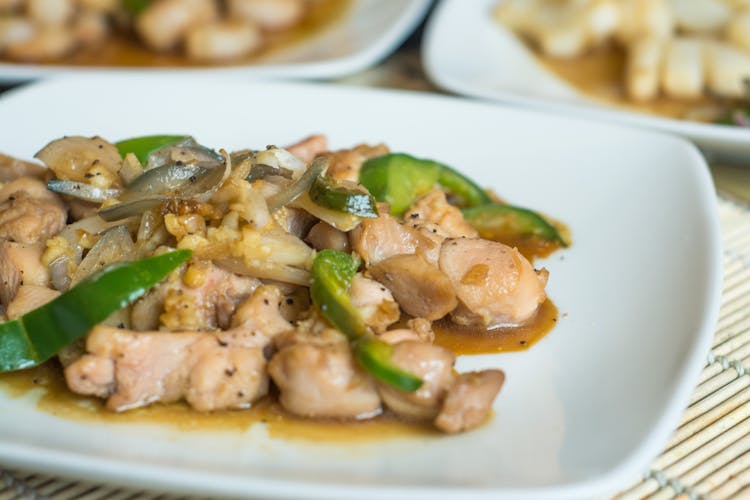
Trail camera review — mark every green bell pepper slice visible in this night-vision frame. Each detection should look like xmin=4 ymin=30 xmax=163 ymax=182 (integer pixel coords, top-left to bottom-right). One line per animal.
xmin=115 ymin=135 xmax=189 ymax=165
xmin=122 ymin=0 xmax=150 ymax=14
xmin=359 ymin=153 xmax=491 ymax=216
xmin=462 ymin=204 xmax=567 ymax=246
xmin=0 ymin=249 xmax=191 ymax=372
xmin=309 ymin=176 xmax=378 ymax=218
xmin=310 ymin=250 xmax=423 ymax=392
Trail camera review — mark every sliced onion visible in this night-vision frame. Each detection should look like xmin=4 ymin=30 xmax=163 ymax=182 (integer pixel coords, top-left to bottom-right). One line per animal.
xmin=146 ymin=137 xmax=223 ymax=170
xmin=49 ymin=256 xmax=71 ymax=292
xmin=291 ymin=191 xmax=362 ymax=232
xmin=246 ymin=163 xmax=293 ymax=182
xmin=100 ymin=151 xmax=231 ymax=221
xmin=71 ymin=225 xmax=135 ymax=286
xmin=47 ymin=179 xmax=122 ymax=203
xmin=266 ymin=157 xmax=327 ymax=212
xmin=255 ymin=146 xmax=306 ymax=176
xmin=216 ymin=258 xmax=311 ymax=286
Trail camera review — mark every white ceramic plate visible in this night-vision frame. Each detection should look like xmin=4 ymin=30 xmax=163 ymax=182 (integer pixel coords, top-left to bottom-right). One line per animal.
xmin=423 ymin=0 xmax=750 ymax=161
xmin=0 ymin=77 xmax=722 ymax=499
xmin=0 ymin=0 xmax=431 ymax=82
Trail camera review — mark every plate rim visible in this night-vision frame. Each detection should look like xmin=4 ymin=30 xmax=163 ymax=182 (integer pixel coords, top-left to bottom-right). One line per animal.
xmin=0 ymin=76 xmax=725 ymax=499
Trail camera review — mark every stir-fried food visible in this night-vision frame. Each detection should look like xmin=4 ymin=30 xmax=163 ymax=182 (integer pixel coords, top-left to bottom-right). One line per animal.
xmin=0 ymin=0 xmax=319 ymax=63
xmin=0 ymin=134 xmax=566 ymax=433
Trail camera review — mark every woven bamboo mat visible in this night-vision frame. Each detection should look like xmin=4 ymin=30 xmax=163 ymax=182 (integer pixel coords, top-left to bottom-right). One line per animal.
xmin=0 ymin=194 xmax=746 ymax=499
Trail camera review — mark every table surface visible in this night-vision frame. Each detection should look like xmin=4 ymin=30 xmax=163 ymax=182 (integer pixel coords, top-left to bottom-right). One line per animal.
xmin=2 ymin=9 xmax=750 ymax=500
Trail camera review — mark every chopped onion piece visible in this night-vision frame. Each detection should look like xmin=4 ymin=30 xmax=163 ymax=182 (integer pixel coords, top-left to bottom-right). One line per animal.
xmin=146 ymin=137 xmax=223 ymax=170
xmin=216 ymin=258 xmax=311 ymax=286
xmin=266 ymin=157 xmax=327 ymax=212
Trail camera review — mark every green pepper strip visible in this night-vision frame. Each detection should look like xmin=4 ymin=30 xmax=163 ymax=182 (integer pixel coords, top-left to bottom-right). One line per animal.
xmin=309 ymin=176 xmax=378 ymax=218
xmin=462 ymin=204 xmax=567 ymax=246
xmin=310 ymin=250 xmax=423 ymax=392
xmin=359 ymin=153 xmax=491 ymax=216
xmin=115 ymin=135 xmax=189 ymax=165
xmin=0 ymin=249 xmax=191 ymax=372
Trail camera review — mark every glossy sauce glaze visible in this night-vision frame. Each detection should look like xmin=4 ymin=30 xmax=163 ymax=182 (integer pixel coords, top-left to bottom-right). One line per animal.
xmin=7 ymin=0 xmax=349 ymax=68
xmin=536 ymin=44 xmax=733 ymax=122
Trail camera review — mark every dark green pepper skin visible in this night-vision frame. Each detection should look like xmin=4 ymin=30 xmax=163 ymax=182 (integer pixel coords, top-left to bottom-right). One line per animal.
xmin=310 ymin=250 xmax=422 ymax=392
xmin=309 ymin=176 xmax=378 ymax=218
xmin=360 ymin=153 xmax=491 ymax=216
xmin=115 ymin=135 xmax=189 ymax=165
xmin=0 ymin=249 xmax=191 ymax=372
xmin=462 ymin=204 xmax=567 ymax=246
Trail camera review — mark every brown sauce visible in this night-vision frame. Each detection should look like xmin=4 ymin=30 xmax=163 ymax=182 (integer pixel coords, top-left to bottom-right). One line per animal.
xmin=0 ymin=362 xmax=437 ymax=441
xmin=433 ymin=299 xmax=558 ymax=355
xmin=5 ymin=0 xmax=350 ymax=68
xmin=535 ymin=44 xmax=732 ymax=122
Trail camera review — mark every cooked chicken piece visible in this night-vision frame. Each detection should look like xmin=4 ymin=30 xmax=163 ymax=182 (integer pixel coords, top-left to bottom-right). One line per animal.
xmin=132 ymin=259 xmax=260 ymax=331
xmin=378 ymin=341 xmax=455 ymax=420
xmin=439 ymin=238 xmax=548 ymax=328
xmin=669 ymin=0 xmax=730 ymax=33
xmin=404 ymin=190 xmax=478 ymax=239
xmin=0 ymin=153 xmax=47 ymax=182
xmin=378 ymin=318 xmax=435 ymax=345
xmin=136 ymin=0 xmax=218 ymax=52
xmin=73 ymin=10 xmax=110 ymax=46
xmin=185 ymin=20 xmax=262 ymax=61
xmin=626 ymin=37 xmax=665 ymax=101
xmin=726 ymin=10 xmax=750 ymax=53
xmin=306 ymin=221 xmax=350 ymax=252
xmin=227 ymin=0 xmax=305 ymax=31
xmin=268 ymin=342 xmax=381 ymax=419
xmin=273 ymin=326 xmax=347 ymax=351
xmin=5 ymin=284 xmax=59 ymax=319
xmin=349 ymin=273 xmax=399 ymax=333
xmin=35 ymin=136 xmax=122 ymax=186
xmin=0 ymin=241 xmax=49 ymax=305
xmin=285 ymin=134 xmax=328 ymax=164
xmin=0 ymin=177 xmax=66 ymax=244
xmin=350 ymin=209 xmax=440 ymax=266
xmin=222 ymin=285 xmax=294 ymax=346
xmin=0 ymin=0 xmax=22 ymax=13
xmin=318 ymin=144 xmax=389 ymax=183
xmin=615 ymin=0 xmax=674 ymax=44
xmin=4 ymin=25 xmax=77 ymax=61
xmin=705 ymin=41 xmax=750 ymax=98
xmin=369 ymin=254 xmax=457 ymax=321
xmin=434 ymin=370 xmax=505 ymax=433
xmin=27 ymin=0 xmax=74 ymax=26
xmin=65 ymin=326 xmax=269 ymax=411
xmin=662 ymin=38 xmax=705 ymax=99
xmin=0 ymin=17 xmax=35 ymax=53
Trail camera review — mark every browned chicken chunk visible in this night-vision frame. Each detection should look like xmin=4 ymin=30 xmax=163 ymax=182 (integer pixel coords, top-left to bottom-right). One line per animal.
xmin=435 ymin=370 xmax=505 ymax=433
xmin=0 ymin=240 xmax=50 ymax=305
xmin=439 ymin=238 xmax=548 ymax=327
xmin=0 ymin=177 xmax=66 ymax=244
xmin=350 ymin=209 xmax=440 ymax=266
xmin=349 ymin=273 xmax=399 ymax=333
xmin=268 ymin=341 xmax=381 ymax=419
xmin=404 ymin=190 xmax=479 ymax=239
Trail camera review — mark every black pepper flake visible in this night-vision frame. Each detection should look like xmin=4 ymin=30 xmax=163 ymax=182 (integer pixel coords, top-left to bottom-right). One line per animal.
xmin=7 ymin=195 xmax=15 ymax=201
xmin=225 ymin=368 xmax=236 ymax=377
xmin=176 ymin=160 xmax=184 ymax=166
xmin=410 ymin=213 xmax=419 ymax=218
xmin=92 ymin=159 xmax=100 ymax=165
xmin=117 ymin=322 xmax=125 ymax=329
xmin=263 ymin=299 xmax=269 ymax=305
xmin=519 ymin=340 xmax=527 ymax=345
xmin=189 ymin=175 xmax=197 ymax=183
xmin=84 ymin=173 xmax=94 ymax=178
xmin=237 ymin=391 xmax=245 ymax=398
xmin=217 ymin=340 xmax=228 ymax=347
xmin=286 ymin=298 xmax=294 ymax=305
xmin=98 ymin=144 xmax=103 ymax=149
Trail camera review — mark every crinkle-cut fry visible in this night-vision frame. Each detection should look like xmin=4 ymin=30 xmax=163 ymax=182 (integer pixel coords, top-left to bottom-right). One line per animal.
xmin=705 ymin=40 xmax=750 ymax=98
xmin=626 ymin=37 xmax=666 ymax=101
xmin=662 ymin=37 xmax=706 ymax=99
xmin=669 ymin=0 xmax=731 ymax=33
xmin=615 ymin=0 xmax=674 ymax=44
xmin=726 ymin=10 xmax=750 ymax=54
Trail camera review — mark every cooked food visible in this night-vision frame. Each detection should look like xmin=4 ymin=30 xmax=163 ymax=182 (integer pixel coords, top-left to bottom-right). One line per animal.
xmin=0 ymin=0 xmax=323 ymax=63
xmin=0 ymin=134 xmax=567 ymax=433
xmin=494 ymin=0 xmax=750 ymax=123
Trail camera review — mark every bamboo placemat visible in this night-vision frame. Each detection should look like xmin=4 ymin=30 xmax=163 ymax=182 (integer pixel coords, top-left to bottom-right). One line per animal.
xmin=0 ymin=194 xmax=745 ymax=499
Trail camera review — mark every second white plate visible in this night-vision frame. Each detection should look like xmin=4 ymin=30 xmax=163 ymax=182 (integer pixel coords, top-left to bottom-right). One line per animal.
xmin=423 ymin=0 xmax=750 ymax=161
